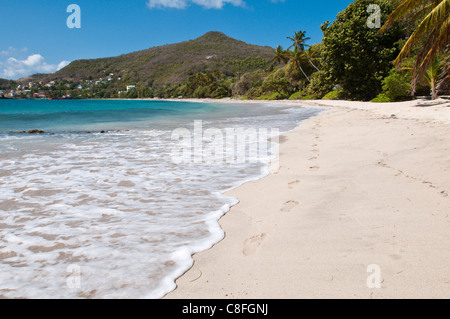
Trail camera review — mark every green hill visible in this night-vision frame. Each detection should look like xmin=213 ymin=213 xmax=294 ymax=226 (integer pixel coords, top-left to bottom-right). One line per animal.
xmin=21 ymin=32 xmax=274 ymax=88
xmin=0 ymin=78 xmax=16 ymax=90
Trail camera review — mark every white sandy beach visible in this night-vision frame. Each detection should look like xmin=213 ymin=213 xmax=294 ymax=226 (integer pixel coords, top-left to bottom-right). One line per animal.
xmin=166 ymin=98 xmax=450 ymax=299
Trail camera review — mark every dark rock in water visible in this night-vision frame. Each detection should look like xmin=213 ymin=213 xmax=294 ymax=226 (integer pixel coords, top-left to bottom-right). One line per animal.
xmin=28 ymin=130 xmax=45 ymax=134
xmin=18 ymin=131 xmax=26 ymax=134
xmin=100 ymin=130 xmax=106 ymax=134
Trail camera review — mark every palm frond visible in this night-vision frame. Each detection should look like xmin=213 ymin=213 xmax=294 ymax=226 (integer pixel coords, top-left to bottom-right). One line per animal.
xmin=380 ymin=0 xmax=438 ymax=34
xmin=394 ymin=0 xmax=449 ymax=66
xmin=409 ymin=9 xmax=449 ymax=90
xmin=437 ymin=47 xmax=450 ymax=91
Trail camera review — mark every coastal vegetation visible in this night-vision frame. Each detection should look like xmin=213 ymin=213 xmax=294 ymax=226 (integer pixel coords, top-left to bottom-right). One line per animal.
xmin=2 ymin=0 xmax=448 ymax=101
xmin=380 ymin=0 xmax=449 ymax=96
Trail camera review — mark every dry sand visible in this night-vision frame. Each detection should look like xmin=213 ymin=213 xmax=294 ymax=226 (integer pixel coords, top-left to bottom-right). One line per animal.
xmin=165 ymin=98 xmax=450 ymax=299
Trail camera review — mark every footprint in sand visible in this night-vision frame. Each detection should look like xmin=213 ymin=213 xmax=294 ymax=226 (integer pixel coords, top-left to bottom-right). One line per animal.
xmin=309 ymin=166 xmax=320 ymax=171
xmin=288 ymin=180 xmax=300 ymax=189
xmin=243 ymin=233 xmax=267 ymax=256
xmin=309 ymin=156 xmax=318 ymax=161
xmin=281 ymin=200 xmax=299 ymax=212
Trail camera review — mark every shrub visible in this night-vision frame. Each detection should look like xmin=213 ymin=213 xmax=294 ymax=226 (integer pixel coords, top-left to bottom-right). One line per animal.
xmin=232 ymin=72 xmax=265 ymax=96
xmin=257 ymin=92 xmax=284 ymax=100
xmin=371 ymin=93 xmax=393 ymax=103
xmin=210 ymin=86 xmax=230 ymax=99
xmin=322 ymin=90 xmax=341 ymax=100
xmin=260 ymin=69 xmax=295 ymax=98
xmin=288 ymin=91 xmax=316 ymax=100
xmin=246 ymin=86 xmax=263 ymax=99
xmin=305 ymin=71 xmax=334 ymax=99
xmin=288 ymin=91 xmax=305 ymax=100
xmin=382 ymin=69 xmax=411 ymax=101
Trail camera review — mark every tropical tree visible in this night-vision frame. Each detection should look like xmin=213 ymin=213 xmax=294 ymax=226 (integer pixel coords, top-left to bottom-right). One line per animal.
xmin=321 ymin=0 xmax=406 ymax=100
xmin=380 ymin=0 xmax=449 ymax=96
xmin=287 ymin=30 xmax=311 ymax=51
xmin=289 ymin=47 xmax=311 ymax=82
xmin=424 ymin=57 xmax=445 ymax=99
xmin=287 ymin=30 xmax=321 ymax=72
xmin=304 ymin=50 xmax=321 ymax=72
xmin=437 ymin=48 xmax=449 ymax=93
xmin=272 ymin=45 xmax=290 ymax=64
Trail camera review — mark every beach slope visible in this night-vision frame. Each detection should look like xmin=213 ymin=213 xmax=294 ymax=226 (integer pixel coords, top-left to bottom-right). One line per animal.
xmin=166 ymin=99 xmax=450 ymax=299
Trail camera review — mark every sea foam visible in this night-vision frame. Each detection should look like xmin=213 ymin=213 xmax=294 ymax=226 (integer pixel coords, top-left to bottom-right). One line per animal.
xmin=0 ymin=101 xmax=321 ymax=298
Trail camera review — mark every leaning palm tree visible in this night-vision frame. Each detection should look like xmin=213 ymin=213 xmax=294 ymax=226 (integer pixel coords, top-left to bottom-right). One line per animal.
xmin=380 ymin=0 xmax=449 ymax=96
xmin=289 ymin=47 xmax=311 ymax=82
xmin=272 ymin=45 xmax=290 ymax=65
xmin=287 ymin=30 xmax=321 ymax=72
xmin=304 ymin=49 xmax=321 ymax=72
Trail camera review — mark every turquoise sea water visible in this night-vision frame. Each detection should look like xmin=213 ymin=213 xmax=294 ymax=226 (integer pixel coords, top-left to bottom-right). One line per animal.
xmin=0 ymin=99 xmax=320 ymax=298
xmin=0 ymin=99 xmax=281 ymax=133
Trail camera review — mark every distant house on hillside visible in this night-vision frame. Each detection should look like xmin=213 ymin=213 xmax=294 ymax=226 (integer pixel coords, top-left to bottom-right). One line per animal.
xmin=126 ymin=85 xmax=136 ymax=92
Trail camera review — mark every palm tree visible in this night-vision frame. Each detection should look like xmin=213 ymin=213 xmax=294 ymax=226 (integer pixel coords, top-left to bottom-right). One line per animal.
xmin=380 ymin=0 xmax=449 ymax=97
xmin=424 ymin=57 xmax=445 ymax=99
xmin=304 ymin=49 xmax=321 ymax=72
xmin=437 ymin=48 xmax=449 ymax=93
xmin=287 ymin=30 xmax=311 ymax=51
xmin=289 ymin=47 xmax=311 ymax=82
xmin=272 ymin=45 xmax=290 ymax=65
xmin=287 ymin=30 xmax=321 ymax=73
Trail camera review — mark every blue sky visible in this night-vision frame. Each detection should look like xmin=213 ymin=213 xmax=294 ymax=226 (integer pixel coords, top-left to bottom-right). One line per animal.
xmin=0 ymin=0 xmax=353 ymax=79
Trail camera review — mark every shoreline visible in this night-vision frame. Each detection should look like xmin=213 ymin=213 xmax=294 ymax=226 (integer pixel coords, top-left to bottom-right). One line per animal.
xmin=165 ymin=98 xmax=450 ymax=299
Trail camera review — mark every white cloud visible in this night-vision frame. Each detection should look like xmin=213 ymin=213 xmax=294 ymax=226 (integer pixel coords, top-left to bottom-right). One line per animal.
xmin=147 ymin=0 xmax=246 ymax=9
xmin=57 ymin=60 xmax=71 ymax=70
xmin=0 ymin=53 xmax=71 ymax=79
